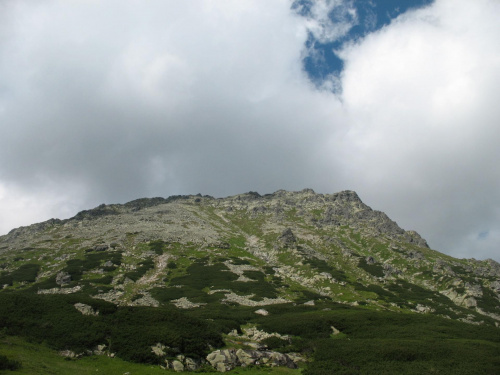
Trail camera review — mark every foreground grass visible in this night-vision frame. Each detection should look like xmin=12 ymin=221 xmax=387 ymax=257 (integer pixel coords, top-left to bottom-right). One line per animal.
xmin=0 ymin=336 xmax=301 ymax=375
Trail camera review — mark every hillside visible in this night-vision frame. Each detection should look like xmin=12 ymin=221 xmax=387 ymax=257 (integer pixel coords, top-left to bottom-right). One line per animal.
xmin=1 ymin=189 xmax=499 ymax=374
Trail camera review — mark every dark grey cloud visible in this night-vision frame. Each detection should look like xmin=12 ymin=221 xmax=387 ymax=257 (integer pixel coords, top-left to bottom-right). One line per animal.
xmin=0 ymin=0 xmax=499 ymax=262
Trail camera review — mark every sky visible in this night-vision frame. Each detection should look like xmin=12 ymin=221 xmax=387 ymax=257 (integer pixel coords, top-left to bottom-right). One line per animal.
xmin=0 ymin=0 xmax=499 ymax=262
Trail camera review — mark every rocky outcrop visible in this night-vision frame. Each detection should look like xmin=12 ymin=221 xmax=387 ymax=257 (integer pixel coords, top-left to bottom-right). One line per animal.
xmin=164 ymin=355 xmax=200 ymax=372
xmin=171 ymin=297 xmax=206 ymax=309
xmin=277 ymin=228 xmax=296 ymax=248
xmin=206 ymin=348 xmax=298 ymax=372
xmin=74 ymin=303 xmax=99 ymax=316
xmin=228 ymin=326 xmax=290 ymax=343
xmin=37 ymin=285 xmax=82 ymax=294
xmin=56 ymin=271 xmax=72 ymax=286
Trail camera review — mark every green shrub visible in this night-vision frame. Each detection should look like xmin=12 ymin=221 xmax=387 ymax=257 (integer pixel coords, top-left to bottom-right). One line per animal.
xmin=303 ymin=257 xmax=348 ymax=282
xmin=358 ymin=258 xmax=385 ymax=277
xmin=230 ymin=257 xmax=251 ymax=265
xmin=304 ymin=337 xmax=500 ymax=375
xmin=0 ymin=354 xmax=21 ymax=371
xmin=148 ymin=240 xmax=167 ymax=255
xmin=109 ymin=306 xmax=223 ymax=361
xmin=91 ymin=275 xmax=114 ymax=285
xmin=0 ymin=263 xmax=40 ymax=286
xmin=261 ymin=336 xmax=289 ymax=350
xmin=124 ymin=259 xmax=154 ymax=281
xmin=0 ymin=292 xmax=222 ymax=364
xmin=154 ymin=259 xmax=276 ymax=304
xmin=63 ymin=252 xmax=122 ymax=281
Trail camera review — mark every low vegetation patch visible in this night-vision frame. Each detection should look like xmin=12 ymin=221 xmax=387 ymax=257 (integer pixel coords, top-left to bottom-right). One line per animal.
xmin=124 ymin=258 xmax=154 ymax=282
xmin=0 ymin=354 xmax=21 ymax=371
xmin=0 ymin=263 xmax=41 ymax=286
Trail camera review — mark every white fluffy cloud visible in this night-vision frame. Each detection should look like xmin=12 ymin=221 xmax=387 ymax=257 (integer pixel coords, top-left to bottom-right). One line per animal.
xmin=0 ymin=0 xmax=498 ymax=261
xmin=337 ymin=0 xmax=500 ymax=259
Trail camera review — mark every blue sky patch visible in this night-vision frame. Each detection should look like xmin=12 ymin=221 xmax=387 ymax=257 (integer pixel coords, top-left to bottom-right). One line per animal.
xmin=295 ymin=0 xmax=434 ymax=86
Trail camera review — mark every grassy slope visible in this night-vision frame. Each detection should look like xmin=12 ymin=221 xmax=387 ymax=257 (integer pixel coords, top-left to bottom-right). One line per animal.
xmin=0 ymin=337 xmax=301 ymax=375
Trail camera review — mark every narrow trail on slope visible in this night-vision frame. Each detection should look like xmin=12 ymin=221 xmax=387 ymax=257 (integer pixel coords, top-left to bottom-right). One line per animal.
xmin=137 ymin=253 xmax=170 ymax=286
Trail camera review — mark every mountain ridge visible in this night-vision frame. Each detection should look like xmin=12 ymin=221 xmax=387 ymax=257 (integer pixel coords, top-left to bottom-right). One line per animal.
xmin=1 ymin=188 xmax=498 ymax=320
xmin=3 ymin=189 xmax=428 ymax=248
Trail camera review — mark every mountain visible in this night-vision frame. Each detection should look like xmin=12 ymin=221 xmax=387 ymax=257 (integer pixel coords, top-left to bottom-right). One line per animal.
xmin=1 ymin=189 xmax=499 ymax=374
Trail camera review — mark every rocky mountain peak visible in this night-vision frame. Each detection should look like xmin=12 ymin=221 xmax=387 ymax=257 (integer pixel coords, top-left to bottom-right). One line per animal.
xmin=1 ymin=188 xmax=499 ymax=328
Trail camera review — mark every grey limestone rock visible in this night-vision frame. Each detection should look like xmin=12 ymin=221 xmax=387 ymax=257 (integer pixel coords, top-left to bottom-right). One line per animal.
xmin=490 ymin=280 xmax=500 ymax=292
xmin=366 ymin=256 xmax=376 ymax=265
xmin=171 ymin=360 xmax=185 ymax=372
xmin=254 ymin=308 xmax=269 ymax=316
xmin=404 ymin=230 xmax=429 ymax=248
xmin=206 ymin=349 xmax=298 ymax=372
xmin=56 ymin=271 xmax=72 ymax=286
xmin=94 ymin=244 xmax=109 ymax=252
xmin=207 ymin=349 xmax=239 ymax=372
xmin=465 ymin=282 xmax=483 ymax=298
xmin=151 ymin=342 xmax=167 ymax=357
xmin=164 ymin=355 xmax=200 ymax=372
xmin=74 ymin=303 xmax=99 ymax=316
xmin=278 ymin=228 xmax=296 ymax=248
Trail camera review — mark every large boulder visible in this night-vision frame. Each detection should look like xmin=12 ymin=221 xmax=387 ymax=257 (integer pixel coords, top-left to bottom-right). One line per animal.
xmin=206 ymin=349 xmax=239 ymax=372
xmin=171 ymin=360 xmax=184 ymax=372
xmin=164 ymin=356 xmax=200 ymax=372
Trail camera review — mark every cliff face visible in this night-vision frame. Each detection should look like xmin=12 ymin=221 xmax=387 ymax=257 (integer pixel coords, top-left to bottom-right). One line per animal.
xmin=0 ymin=189 xmax=499 ymax=324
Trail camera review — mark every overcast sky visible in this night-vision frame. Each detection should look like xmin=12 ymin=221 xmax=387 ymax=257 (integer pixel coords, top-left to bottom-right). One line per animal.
xmin=1 ymin=0 xmax=499 ymax=261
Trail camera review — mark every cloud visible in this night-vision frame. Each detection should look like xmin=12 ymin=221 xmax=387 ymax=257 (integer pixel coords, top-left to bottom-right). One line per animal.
xmin=336 ymin=0 xmax=500 ymax=260
xmin=0 ymin=0 xmax=346 ymax=229
xmin=0 ymin=0 xmax=499 ymax=262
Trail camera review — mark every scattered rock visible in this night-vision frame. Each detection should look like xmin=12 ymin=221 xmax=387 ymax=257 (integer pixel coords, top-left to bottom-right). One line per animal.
xmin=74 ymin=303 xmax=99 ymax=316
xmin=415 ymin=304 xmax=434 ymax=313
xmin=130 ymin=292 xmax=160 ymax=307
xmin=93 ymin=344 xmax=107 ymax=355
xmin=171 ymin=297 xmax=206 ymax=309
xmin=465 ymin=297 xmax=477 ymax=308
xmin=407 ymin=251 xmax=425 ymax=261
xmin=490 ymin=280 xmax=500 ymax=292
xmin=151 ymin=343 xmax=167 ymax=357
xmin=404 ymin=230 xmax=429 ymax=248
xmin=222 ymin=293 xmax=288 ymax=306
xmin=254 ymin=309 xmax=269 ymax=316
xmin=38 ymin=285 xmax=82 ymax=294
xmin=171 ymin=360 xmax=184 ymax=372
xmin=184 ymin=357 xmax=198 ymax=371
xmin=56 ymin=271 xmax=72 ymax=286
xmin=59 ymin=350 xmax=81 ymax=358
xmin=94 ymin=244 xmax=109 ymax=252
xmin=331 ymin=326 xmax=341 ymax=335
xmin=465 ymin=282 xmax=483 ymax=298
xmin=240 ymin=326 xmax=289 ymax=342
xmin=278 ymin=228 xmax=296 ymax=248
xmin=366 ymin=256 xmax=376 ymax=265
xmin=206 ymin=348 xmax=299 ymax=372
